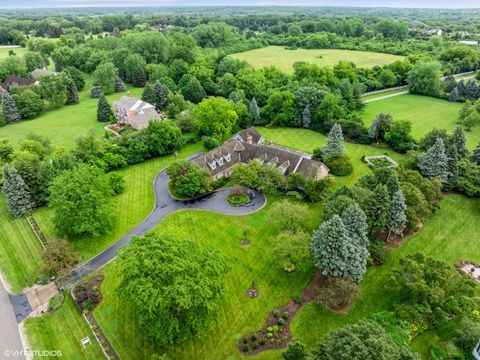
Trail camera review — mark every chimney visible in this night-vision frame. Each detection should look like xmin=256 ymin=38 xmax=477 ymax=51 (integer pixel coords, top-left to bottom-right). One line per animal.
xmin=247 ymin=134 xmax=253 ymax=145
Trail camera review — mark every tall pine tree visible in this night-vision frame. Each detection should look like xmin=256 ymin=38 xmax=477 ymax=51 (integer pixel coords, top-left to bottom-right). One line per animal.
xmin=2 ymin=164 xmax=35 ymax=218
xmin=365 ymin=184 xmax=391 ymax=234
xmin=386 ymin=174 xmax=400 ymax=196
xmin=249 ymin=97 xmax=260 ymax=123
xmin=451 ymin=126 xmax=469 ymax=159
xmin=115 ymin=77 xmax=126 ymax=92
xmin=388 ymin=190 xmax=407 ymax=240
xmin=418 ymin=138 xmax=450 ymax=185
xmin=302 ymin=104 xmax=311 ymax=128
xmin=472 ymin=141 xmax=480 ymax=165
xmin=2 ymin=91 xmax=21 ymax=123
xmin=65 ymin=77 xmax=79 ymax=105
xmin=97 ymin=94 xmax=113 ymax=123
xmin=321 ymin=123 xmax=345 ymax=159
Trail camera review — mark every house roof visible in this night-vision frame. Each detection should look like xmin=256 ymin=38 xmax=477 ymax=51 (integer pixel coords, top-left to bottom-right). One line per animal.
xmin=231 ymin=127 xmax=264 ymax=145
xmin=1 ymin=75 xmax=36 ymax=89
xmin=31 ymin=68 xmax=56 ymax=79
xmin=114 ymin=96 xmax=161 ymax=129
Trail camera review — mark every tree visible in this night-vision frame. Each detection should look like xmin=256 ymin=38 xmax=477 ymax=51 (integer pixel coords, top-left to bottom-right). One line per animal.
xmin=249 ymin=97 xmax=260 ymax=123
xmin=48 ymin=164 xmax=116 ymax=238
xmin=269 ymin=199 xmax=309 ymax=233
xmin=167 ymin=161 xmax=211 ymax=198
xmin=193 ymin=97 xmax=238 ymax=141
xmin=368 ymin=113 xmax=393 ymax=142
xmin=472 ymin=141 xmax=480 ymax=165
xmin=11 ymin=89 xmax=44 ymax=119
xmin=317 ymin=276 xmax=360 ymax=311
xmin=92 ymin=62 xmax=118 ymax=95
xmin=302 ymin=104 xmax=311 ymax=128
xmin=417 ymin=138 xmax=450 ymax=185
xmin=182 ymin=76 xmax=206 ymax=104
xmin=39 ymin=74 xmax=67 ymax=108
xmin=64 ymin=66 xmax=85 ymax=91
xmin=2 ymin=91 xmax=21 ymax=123
xmin=114 ymin=77 xmax=126 ymax=92
xmin=12 ymin=150 xmax=42 ymax=206
xmin=449 ymin=87 xmax=459 ymax=102
xmin=2 ymin=164 xmax=35 ymax=217
xmin=272 ymin=230 xmax=311 ymax=272
xmin=456 ymin=159 xmax=480 ymax=196
xmin=41 ymin=238 xmax=79 ymax=277
xmin=65 ymin=76 xmax=79 ymax=105
xmin=392 ymin=253 xmax=476 ymax=329
xmin=24 ymin=51 xmax=46 ymax=72
xmin=282 ymin=341 xmax=309 ymax=360
xmin=263 ymin=90 xmax=299 ymax=127
xmin=365 ymin=184 xmax=391 ymax=234
xmin=407 ymin=61 xmax=442 ymax=97
xmin=117 ymin=232 xmax=229 ymax=344
xmin=451 ymin=126 xmax=469 ymax=159
xmin=321 ymin=123 xmax=345 ymax=159
xmin=142 ymin=81 xmax=170 ymax=111
xmin=388 ymin=190 xmax=407 ymax=240
xmin=385 ymin=120 xmax=415 ymax=153
xmin=313 ymin=320 xmax=417 ymax=360
xmin=97 ymin=94 xmax=113 ymax=123
xmin=144 ymin=120 xmax=181 ymax=156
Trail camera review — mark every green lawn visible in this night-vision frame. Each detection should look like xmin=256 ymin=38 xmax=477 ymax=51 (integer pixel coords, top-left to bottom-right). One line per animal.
xmin=257 ymin=127 xmax=405 ymax=187
xmin=0 ymin=195 xmax=43 ymax=293
xmin=94 ymin=198 xmax=322 ymax=360
xmin=292 ymin=194 xmax=480 ymax=349
xmin=34 ymin=142 xmax=203 ymax=261
xmin=230 ymin=46 xmax=404 ymax=73
xmin=24 ymin=294 xmax=104 ymax=360
xmin=0 ymin=76 xmax=143 ymax=149
xmin=362 ymin=94 xmax=480 ymax=150
xmin=0 ymin=47 xmax=27 ymax=59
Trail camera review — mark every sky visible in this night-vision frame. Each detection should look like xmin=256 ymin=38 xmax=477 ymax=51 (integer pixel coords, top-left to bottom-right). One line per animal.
xmin=1 ymin=0 xmax=480 ymax=9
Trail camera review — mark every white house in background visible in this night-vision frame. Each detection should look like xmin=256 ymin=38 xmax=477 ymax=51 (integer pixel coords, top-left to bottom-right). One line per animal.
xmin=426 ymin=29 xmax=442 ymax=36
xmin=113 ymin=95 xmax=161 ymax=130
xmin=459 ymin=40 xmax=479 ymax=46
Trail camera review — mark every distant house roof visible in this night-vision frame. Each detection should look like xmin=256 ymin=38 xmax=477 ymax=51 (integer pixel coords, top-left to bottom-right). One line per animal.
xmin=31 ymin=68 xmax=57 ymax=79
xmin=1 ymin=75 xmax=36 ymax=91
xmin=193 ymin=131 xmax=329 ymax=180
xmin=113 ymin=95 xmax=161 ymax=130
xmin=231 ymin=127 xmax=264 ymax=145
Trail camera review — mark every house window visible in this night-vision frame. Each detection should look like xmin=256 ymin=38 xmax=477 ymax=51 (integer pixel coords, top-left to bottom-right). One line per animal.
xmin=218 ymin=158 xmax=224 ymax=166
xmin=209 ymin=161 xmax=216 ymax=170
xmin=226 ymin=153 xmax=231 ymax=162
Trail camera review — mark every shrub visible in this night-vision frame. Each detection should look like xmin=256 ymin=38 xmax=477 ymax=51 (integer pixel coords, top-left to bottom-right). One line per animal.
xmin=260 ymin=338 xmax=266 ymax=345
xmin=242 ymin=337 xmax=248 ymax=344
xmin=203 ymin=136 xmax=219 ymax=150
xmin=317 ymin=277 xmax=360 ymax=311
xmin=293 ymin=294 xmax=303 ymax=304
xmin=108 ymin=172 xmax=126 ymax=195
xmin=210 ymin=176 xmax=229 ymax=190
xmin=251 ymin=334 xmax=257 ymax=342
xmin=273 ymin=308 xmax=280 ymax=317
xmin=47 ymin=293 xmax=65 ymax=312
xmin=278 ymin=318 xmax=285 ymax=325
xmin=37 ymin=273 xmax=50 ymax=285
xmin=368 ymin=237 xmax=390 ymax=266
xmin=323 ymin=153 xmax=353 ymax=176
xmin=282 ymin=311 xmax=289 ymax=319
xmin=267 ymin=333 xmax=273 ymax=338
xmin=90 ymin=86 xmax=102 ymax=98
xmin=252 ymin=341 xmax=258 ymax=350
xmin=242 ymin=344 xmax=249 ymax=352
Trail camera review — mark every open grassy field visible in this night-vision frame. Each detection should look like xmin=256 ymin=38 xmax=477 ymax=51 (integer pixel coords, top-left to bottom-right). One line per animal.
xmin=0 ymin=195 xmax=43 ymax=292
xmin=24 ymin=294 xmax=104 ymax=359
xmin=0 ymin=76 xmax=143 ymax=149
xmin=0 ymin=47 xmax=27 ymax=59
xmin=362 ymin=94 xmax=480 ymax=150
xmin=34 ymin=142 xmax=203 ymax=261
xmin=257 ymin=127 xmax=406 ymax=187
xmin=230 ymin=46 xmax=404 ymax=73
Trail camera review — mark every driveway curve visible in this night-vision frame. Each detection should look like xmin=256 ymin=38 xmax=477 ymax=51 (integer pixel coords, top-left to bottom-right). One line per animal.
xmin=57 ymin=169 xmax=266 ymax=288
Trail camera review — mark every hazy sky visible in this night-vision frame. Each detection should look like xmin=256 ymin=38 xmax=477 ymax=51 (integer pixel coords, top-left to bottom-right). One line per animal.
xmin=1 ymin=0 xmax=480 ymax=8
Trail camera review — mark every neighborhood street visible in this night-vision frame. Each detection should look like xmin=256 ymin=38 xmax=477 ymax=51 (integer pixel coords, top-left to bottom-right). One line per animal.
xmin=0 ymin=280 xmax=25 ymax=359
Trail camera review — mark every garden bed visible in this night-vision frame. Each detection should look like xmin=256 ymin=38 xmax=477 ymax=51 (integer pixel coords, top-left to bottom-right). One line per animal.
xmin=238 ymin=272 xmax=324 ymax=355
xmin=227 ymin=193 xmax=250 ymax=205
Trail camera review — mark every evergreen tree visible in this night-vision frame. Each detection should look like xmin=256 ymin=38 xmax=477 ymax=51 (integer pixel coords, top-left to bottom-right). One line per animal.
xmin=472 ymin=141 xmax=480 ymax=165
xmin=451 ymin=126 xmax=469 ymax=159
xmin=182 ymin=77 xmax=206 ymax=104
xmin=97 ymin=94 xmax=113 ymax=123
xmin=152 ymin=81 xmax=170 ymax=111
xmin=2 ymin=164 xmax=35 ymax=218
xmin=449 ymin=87 xmax=459 ymax=102
xmin=368 ymin=112 xmax=393 ymax=141
xmin=365 ymin=184 xmax=391 ymax=234
xmin=249 ymin=97 xmax=260 ymax=122
xmin=114 ymin=77 xmax=126 ymax=92
xmin=302 ymin=104 xmax=311 ymax=128
xmin=311 ymin=214 xmax=349 ymax=279
xmin=132 ymin=65 xmax=147 ymax=87
xmin=388 ymin=190 xmax=407 ymax=240
xmin=142 ymin=82 xmax=156 ymax=105
xmin=418 ymin=138 xmax=450 ymax=185
xmin=90 ymin=86 xmax=102 ymax=98
xmin=65 ymin=77 xmax=79 ymax=105
xmin=386 ymin=174 xmax=401 ymax=196
xmin=321 ymin=123 xmax=345 ymax=159
xmin=282 ymin=341 xmax=309 ymax=360
xmin=341 ymin=204 xmax=369 ymax=283
xmin=1 ymin=91 xmax=21 ymax=123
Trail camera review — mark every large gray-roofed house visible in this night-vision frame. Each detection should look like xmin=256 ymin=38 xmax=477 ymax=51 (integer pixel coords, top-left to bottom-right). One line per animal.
xmin=193 ymin=127 xmax=329 ymax=180
xmin=113 ymin=95 xmax=161 ymax=130
xmin=1 ymin=75 xmax=36 ymax=91
xmin=31 ymin=68 xmax=57 ymax=80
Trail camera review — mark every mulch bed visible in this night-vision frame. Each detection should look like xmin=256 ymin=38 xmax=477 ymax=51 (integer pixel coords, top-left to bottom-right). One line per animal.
xmin=27 ymin=216 xmax=48 ymax=247
xmin=384 ymin=228 xmax=416 ymax=248
xmin=238 ymin=272 xmax=324 ymax=355
xmin=73 ymin=276 xmax=119 ymax=360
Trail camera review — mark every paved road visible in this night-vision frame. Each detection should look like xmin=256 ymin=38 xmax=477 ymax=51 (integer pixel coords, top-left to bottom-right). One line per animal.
xmin=0 ymin=281 xmax=25 ymax=359
xmin=57 ymin=169 xmax=266 ymax=288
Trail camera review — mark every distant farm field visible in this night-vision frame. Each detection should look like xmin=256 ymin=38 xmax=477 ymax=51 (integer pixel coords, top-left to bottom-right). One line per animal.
xmin=362 ymin=94 xmax=480 ymax=150
xmin=230 ymin=46 xmax=404 ymax=73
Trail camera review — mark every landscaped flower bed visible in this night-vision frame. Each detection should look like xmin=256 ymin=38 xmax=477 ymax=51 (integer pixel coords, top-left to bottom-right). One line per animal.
xmin=227 ymin=186 xmax=250 ymax=205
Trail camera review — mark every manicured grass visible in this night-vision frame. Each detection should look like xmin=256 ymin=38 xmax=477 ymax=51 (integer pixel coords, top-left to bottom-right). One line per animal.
xmin=0 ymin=76 xmax=143 ymax=149
xmin=24 ymin=294 xmax=104 ymax=359
xmin=0 ymin=47 xmax=27 ymax=58
xmin=230 ymin=46 xmax=404 ymax=73
xmin=257 ymin=127 xmax=405 ymax=187
xmin=34 ymin=142 xmax=203 ymax=261
xmin=94 ymin=198 xmax=322 ymax=360
xmin=0 ymin=195 xmax=43 ymax=292
xmin=291 ymin=194 xmax=480 ymax=350
xmin=362 ymin=94 xmax=480 ymax=150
